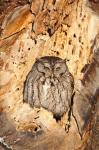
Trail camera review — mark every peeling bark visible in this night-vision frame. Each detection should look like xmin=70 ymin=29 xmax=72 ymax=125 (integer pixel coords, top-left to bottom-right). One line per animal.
xmin=0 ymin=0 xmax=99 ymax=150
xmin=0 ymin=137 xmax=13 ymax=150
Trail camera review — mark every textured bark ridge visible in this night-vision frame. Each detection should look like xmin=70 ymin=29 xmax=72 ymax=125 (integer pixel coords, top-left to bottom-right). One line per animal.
xmin=0 ymin=0 xmax=99 ymax=150
xmin=73 ymin=34 xmax=99 ymax=135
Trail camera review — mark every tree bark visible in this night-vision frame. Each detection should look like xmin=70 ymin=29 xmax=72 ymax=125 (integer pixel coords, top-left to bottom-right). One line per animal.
xmin=0 ymin=0 xmax=99 ymax=150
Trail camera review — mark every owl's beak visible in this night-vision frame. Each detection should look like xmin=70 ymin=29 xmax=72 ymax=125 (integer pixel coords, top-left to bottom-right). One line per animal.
xmin=51 ymin=73 xmax=54 ymax=78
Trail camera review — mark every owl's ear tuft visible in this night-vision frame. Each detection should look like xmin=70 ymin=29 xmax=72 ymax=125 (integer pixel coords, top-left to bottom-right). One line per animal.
xmin=35 ymin=57 xmax=43 ymax=63
xmin=63 ymin=58 xmax=70 ymax=62
xmin=35 ymin=57 xmax=40 ymax=61
xmin=37 ymin=61 xmax=45 ymax=73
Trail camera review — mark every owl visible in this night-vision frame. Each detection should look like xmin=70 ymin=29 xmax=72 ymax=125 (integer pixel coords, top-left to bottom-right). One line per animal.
xmin=23 ymin=56 xmax=74 ymax=120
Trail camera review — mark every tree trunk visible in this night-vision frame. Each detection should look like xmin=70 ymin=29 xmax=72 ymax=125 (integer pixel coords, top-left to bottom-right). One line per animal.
xmin=0 ymin=0 xmax=99 ymax=150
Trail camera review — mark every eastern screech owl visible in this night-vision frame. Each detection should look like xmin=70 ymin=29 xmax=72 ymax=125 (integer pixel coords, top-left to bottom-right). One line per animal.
xmin=23 ymin=56 xmax=74 ymax=119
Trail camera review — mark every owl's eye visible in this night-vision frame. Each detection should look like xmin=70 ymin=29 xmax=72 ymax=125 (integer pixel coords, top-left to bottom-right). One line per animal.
xmin=60 ymin=73 xmax=64 ymax=76
xmin=56 ymin=67 xmax=61 ymax=71
xmin=44 ymin=66 xmax=50 ymax=70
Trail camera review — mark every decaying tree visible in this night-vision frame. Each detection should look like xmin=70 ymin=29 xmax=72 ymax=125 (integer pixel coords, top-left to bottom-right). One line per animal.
xmin=0 ymin=0 xmax=99 ymax=150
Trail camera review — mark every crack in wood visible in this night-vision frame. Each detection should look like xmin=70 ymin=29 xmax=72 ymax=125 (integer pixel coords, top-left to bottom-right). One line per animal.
xmin=1 ymin=28 xmax=25 ymax=40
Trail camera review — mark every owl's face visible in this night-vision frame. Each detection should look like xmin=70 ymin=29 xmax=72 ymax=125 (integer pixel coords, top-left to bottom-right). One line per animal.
xmin=37 ymin=56 xmax=68 ymax=78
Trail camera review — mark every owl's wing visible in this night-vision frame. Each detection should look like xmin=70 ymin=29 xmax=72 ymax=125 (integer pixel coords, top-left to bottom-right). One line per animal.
xmin=23 ymin=67 xmax=41 ymax=106
xmin=68 ymin=73 xmax=74 ymax=101
xmin=62 ymin=73 xmax=74 ymax=106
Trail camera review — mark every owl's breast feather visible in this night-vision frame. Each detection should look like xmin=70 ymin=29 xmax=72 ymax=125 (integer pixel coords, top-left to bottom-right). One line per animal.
xmin=42 ymin=79 xmax=51 ymax=98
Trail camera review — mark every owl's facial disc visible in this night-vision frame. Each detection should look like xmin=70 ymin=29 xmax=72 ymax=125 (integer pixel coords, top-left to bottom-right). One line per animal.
xmin=37 ymin=61 xmax=52 ymax=77
xmin=54 ymin=62 xmax=67 ymax=77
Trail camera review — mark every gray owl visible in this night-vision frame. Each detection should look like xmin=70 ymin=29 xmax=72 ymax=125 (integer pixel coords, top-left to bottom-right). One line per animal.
xmin=23 ymin=56 xmax=74 ymax=120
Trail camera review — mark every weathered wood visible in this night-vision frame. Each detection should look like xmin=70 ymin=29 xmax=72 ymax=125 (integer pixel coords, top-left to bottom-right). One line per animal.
xmin=0 ymin=0 xmax=99 ymax=150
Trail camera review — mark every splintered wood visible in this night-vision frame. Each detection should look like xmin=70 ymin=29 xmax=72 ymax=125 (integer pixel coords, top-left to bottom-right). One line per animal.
xmin=0 ymin=0 xmax=99 ymax=150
